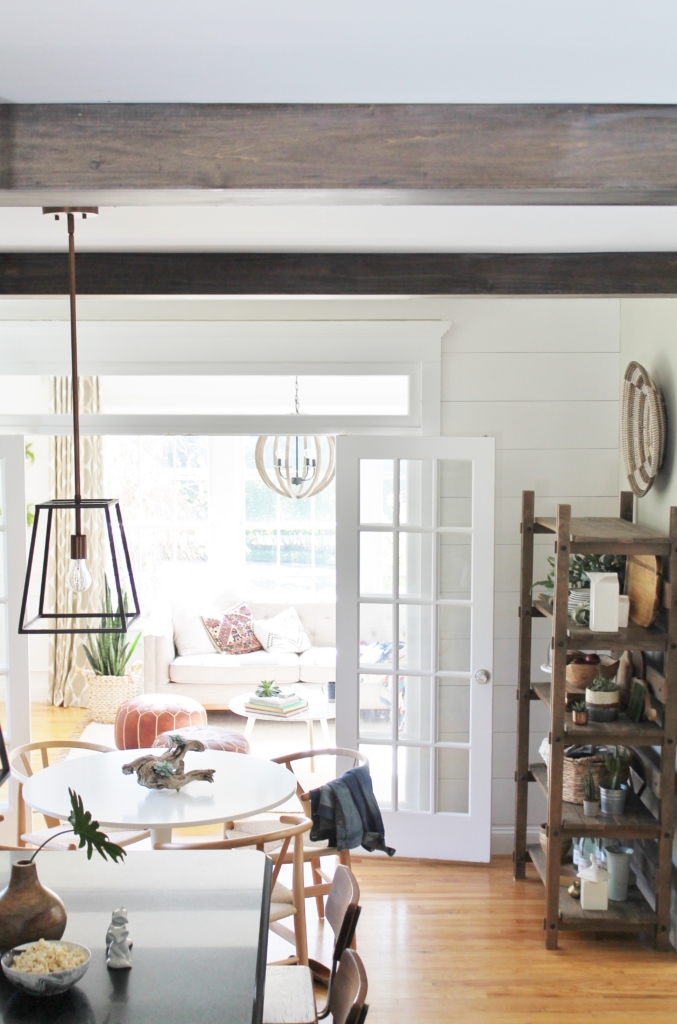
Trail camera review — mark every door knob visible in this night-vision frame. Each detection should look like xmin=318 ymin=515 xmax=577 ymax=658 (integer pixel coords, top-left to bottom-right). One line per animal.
xmin=475 ymin=669 xmax=491 ymax=684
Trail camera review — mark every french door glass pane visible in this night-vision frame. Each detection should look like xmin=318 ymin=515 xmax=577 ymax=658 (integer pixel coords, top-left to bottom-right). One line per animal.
xmin=398 ymin=746 xmax=431 ymax=812
xmin=399 ymin=677 xmax=432 ymax=743
xmin=438 ymin=460 xmax=472 ymax=527
xmin=399 ymin=532 xmax=433 ymax=598
xmin=399 ymin=460 xmax=434 ymax=527
xmin=437 ymin=680 xmax=470 ymax=743
xmin=360 ymin=460 xmax=393 ymax=524
xmin=0 ymin=542 xmax=6 ymax=602
xmin=437 ymin=748 xmax=470 ymax=813
xmin=399 ymin=604 xmax=433 ymax=672
xmin=359 ymin=604 xmax=394 ymax=668
xmin=359 ymin=675 xmax=391 ymax=739
xmin=360 ymin=744 xmax=392 ymax=810
xmin=438 ymin=605 xmax=471 ymax=671
xmin=359 ymin=532 xmax=393 ymax=596
xmin=438 ymin=533 xmax=472 ymax=600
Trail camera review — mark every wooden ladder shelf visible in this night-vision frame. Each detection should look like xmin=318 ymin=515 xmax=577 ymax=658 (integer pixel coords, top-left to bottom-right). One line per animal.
xmin=513 ymin=490 xmax=677 ymax=950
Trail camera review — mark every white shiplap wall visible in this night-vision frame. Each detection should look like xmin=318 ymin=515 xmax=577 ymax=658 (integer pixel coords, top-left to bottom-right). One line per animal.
xmin=440 ymin=298 xmax=621 ymax=852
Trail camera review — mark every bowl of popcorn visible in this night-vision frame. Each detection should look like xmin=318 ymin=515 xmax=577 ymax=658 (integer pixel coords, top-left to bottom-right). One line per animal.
xmin=1 ymin=939 xmax=91 ymax=996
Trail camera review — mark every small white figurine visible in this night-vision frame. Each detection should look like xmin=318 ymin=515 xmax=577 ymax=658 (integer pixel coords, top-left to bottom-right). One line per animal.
xmin=106 ymin=907 xmax=132 ymax=969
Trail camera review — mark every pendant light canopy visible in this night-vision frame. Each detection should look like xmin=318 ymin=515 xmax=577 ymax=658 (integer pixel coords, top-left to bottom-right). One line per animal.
xmin=255 ymin=377 xmax=336 ymax=500
xmin=19 ymin=209 xmax=140 ymax=635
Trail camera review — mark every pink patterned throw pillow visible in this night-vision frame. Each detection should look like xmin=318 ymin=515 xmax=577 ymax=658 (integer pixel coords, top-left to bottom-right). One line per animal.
xmin=201 ymin=602 xmax=263 ymax=655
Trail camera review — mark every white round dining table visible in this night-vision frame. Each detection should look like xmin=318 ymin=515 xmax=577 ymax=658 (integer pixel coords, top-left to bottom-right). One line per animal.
xmin=22 ymin=749 xmax=297 ymax=848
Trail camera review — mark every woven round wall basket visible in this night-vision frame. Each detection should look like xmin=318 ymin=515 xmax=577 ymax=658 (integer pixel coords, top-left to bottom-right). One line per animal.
xmin=622 ymin=361 xmax=667 ymax=497
xmin=85 ymin=662 xmax=143 ymax=725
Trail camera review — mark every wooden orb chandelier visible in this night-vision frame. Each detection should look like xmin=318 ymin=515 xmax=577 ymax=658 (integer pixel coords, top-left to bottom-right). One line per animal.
xmin=255 ymin=435 xmax=336 ymax=500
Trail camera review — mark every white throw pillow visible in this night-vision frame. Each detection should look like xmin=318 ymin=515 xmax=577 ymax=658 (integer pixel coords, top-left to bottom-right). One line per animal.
xmin=253 ymin=607 xmax=312 ymax=654
xmin=173 ymin=602 xmax=218 ymax=657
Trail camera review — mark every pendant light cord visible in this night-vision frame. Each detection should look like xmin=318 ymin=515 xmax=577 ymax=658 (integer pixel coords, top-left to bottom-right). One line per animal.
xmin=67 ymin=213 xmax=82 ymax=533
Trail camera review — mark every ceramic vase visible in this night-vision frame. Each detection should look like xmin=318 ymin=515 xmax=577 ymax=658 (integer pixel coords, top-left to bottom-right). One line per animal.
xmin=0 ymin=860 xmax=67 ymax=953
xmin=606 ymin=845 xmax=634 ymax=901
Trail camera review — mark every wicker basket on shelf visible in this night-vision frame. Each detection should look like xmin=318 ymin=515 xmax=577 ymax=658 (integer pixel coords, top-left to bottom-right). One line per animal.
xmin=547 ymin=751 xmax=607 ymax=805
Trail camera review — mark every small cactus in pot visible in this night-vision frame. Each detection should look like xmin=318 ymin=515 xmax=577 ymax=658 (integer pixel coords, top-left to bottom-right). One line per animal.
xmin=571 ymin=699 xmax=588 ymax=726
xmin=585 ymin=674 xmax=620 ymax=723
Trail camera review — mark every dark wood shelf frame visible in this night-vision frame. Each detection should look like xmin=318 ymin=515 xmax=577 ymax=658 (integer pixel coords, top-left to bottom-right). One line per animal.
xmin=514 ymin=491 xmax=677 ymax=951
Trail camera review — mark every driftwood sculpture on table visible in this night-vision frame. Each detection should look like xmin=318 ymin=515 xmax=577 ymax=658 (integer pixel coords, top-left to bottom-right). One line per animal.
xmin=122 ymin=735 xmax=216 ymax=791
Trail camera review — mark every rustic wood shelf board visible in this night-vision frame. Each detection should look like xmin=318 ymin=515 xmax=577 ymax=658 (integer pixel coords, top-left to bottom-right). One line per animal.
xmin=527 ymin=845 xmax=657 ymax=931
xmin=529 ymin=762 xmax=661 ymax=837
xmin=529 ymin=684 xmax=665 ymax=742
xmin=533 ymin=517 xmax=670 ymax=555
xmin=532 ymin=597 xmax=668 ymax=652
xmin=515 ymin=492 xmax=676 ymax=950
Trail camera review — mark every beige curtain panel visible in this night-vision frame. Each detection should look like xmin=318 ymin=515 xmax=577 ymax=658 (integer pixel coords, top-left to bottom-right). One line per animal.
xmin=48 ymin=376 xmax=104 ymax=708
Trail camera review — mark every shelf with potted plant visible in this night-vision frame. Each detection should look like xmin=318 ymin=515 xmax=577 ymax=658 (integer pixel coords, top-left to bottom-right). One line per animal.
xmin=513 ymin=490 xmax=677 ymax=951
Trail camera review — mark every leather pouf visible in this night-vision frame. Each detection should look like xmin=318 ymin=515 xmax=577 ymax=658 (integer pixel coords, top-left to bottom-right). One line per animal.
xmin=115 ymin=694 xmax=208 ymax=750
xmin=152 ymin=725 xmax=250 ymax=754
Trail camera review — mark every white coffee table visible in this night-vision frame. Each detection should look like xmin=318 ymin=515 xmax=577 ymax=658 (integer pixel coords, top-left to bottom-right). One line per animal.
xmin=230 ymin=692 xmax=336 ymax=752
xmin=21 ymin=748 xmax=296 ymax=849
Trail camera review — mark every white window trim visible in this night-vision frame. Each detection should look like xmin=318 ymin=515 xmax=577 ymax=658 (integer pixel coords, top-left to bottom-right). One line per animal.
xmin=0 ymin=320 xmax=447 ymax=437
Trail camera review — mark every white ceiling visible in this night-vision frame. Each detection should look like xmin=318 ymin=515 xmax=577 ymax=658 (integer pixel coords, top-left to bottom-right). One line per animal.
xmin=1 ymin=0 xmax=675 ymax=103
xmin=3 ymin=206 xmax=677 ymax=253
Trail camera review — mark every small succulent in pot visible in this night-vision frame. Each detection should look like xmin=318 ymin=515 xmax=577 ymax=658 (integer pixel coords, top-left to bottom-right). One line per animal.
xmin=570 ymin=699 xmax=588 ymax=726
xmin=600 ymin=746 xmax=630 ymax=815
xmin=585 ymin=674 xmax=620 ymax=722
xmin=583 ymin=769 xmax=600 ymax=816
xmin=256 ymin=679 xmax=282 ymax=698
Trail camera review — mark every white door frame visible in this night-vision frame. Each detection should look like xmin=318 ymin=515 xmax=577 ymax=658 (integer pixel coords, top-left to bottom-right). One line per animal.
xmin=336 ymin=435 xmax=495 ymax=862
xmin=0 ymin=435 xmax=31 ymax=844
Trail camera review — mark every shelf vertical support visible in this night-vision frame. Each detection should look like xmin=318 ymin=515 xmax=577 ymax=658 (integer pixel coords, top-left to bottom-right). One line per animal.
xmin=544 ymin=503 xmax=570 ymax=949
xmin=655 ymin=504 xmax=677 ymax=950
xmin=514 ymin=490 xmax=535 ymax=879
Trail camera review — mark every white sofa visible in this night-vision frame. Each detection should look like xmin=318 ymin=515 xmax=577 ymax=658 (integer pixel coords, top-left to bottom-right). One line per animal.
xmin=143 ymin=602 xmax=336 ymax=708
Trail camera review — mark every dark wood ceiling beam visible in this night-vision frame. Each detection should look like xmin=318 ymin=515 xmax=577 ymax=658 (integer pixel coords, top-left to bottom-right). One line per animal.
xmin=2 ymin=252 xmax=677 ymax=295
xmin=2 ymin=104 xmax=677 ymax=203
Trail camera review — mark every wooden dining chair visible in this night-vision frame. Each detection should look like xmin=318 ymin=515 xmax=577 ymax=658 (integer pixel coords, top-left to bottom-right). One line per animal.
xmin=264 ymin=864 xmax=360 ymax=1024
xmin=10 ymin=740 xmax=151 ymax=850
xmin=155 ymin=814 xmax=312 ymax=966
xmin=226 ymin=748 xmax=368 ymax=918
xmin=263 ymin=947 xmax=369 ymax=1024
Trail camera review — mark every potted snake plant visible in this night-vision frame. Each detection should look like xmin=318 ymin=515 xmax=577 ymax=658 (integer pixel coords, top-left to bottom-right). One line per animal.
xmin=83 ymin=580 xmax=142 ymax=724
xmin=600 ymin=747 xmax=630 ymax=815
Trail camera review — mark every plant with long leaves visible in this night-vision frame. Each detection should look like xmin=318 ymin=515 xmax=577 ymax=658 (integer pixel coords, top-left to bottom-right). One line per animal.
xmin=83 ymin=578 xmax=141 ymax=676
xmin=27 ymin=789 xmax=126 ymax=865
xmin=603 ymin=747 xmax=630 ymax=791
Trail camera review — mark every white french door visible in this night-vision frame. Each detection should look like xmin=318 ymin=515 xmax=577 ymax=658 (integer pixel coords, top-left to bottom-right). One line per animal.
xmin=336 ymin=436 xmax=495 ymax=862
xmin=0 ymin=436 xmax=31 ymax=844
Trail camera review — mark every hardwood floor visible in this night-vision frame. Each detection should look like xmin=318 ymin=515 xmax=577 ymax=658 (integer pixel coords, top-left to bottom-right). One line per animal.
xmin=27 ymin=707 xmax=677 ymax=1021
xmin=345 ymin=856 xmax=677 ymax=1024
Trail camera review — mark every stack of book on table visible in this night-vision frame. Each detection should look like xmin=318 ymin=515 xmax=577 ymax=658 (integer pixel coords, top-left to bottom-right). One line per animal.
xmin=244 ymin=692 xmax=309 ymax=717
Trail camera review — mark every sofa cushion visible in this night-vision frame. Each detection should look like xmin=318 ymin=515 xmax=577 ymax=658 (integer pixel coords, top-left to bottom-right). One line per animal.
xmin=253 ymin=607 xmax=312 ymax=654
xmin=201 ymin=602 xmax=263 ymax=655
xmin=169 ymin=651 xmax=300 ymax=685
xmin=298 ymin=646 xmax=336 ymax=685
xmin=173 ymin=602 xmax=216 ymax=657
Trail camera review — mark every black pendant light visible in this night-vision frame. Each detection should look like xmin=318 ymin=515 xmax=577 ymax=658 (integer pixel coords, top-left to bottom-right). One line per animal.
xmin=19 ymin=208 xmax=140 ymax=635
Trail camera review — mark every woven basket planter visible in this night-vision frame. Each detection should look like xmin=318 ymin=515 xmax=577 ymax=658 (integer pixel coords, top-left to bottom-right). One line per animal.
xmin=547 ymin=752 xmax=607 ymax=805
xmin=85 ymin=662 xmax=142 ymax=725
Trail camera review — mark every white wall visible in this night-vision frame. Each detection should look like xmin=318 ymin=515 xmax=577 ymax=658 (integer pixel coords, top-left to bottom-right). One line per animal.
xmin=1 ymin=0 xmax=676 ymax=103
xmin=440 ymin=298 xmax=621 ymax=851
